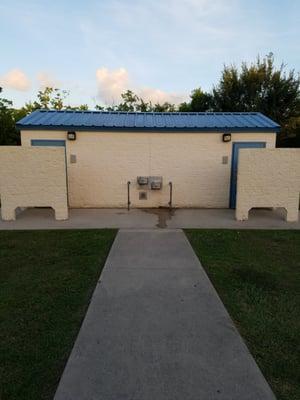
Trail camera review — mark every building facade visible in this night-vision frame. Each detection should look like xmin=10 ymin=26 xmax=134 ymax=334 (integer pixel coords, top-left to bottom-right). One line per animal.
xmin=17 ymin=111 xmax=279 ymax=209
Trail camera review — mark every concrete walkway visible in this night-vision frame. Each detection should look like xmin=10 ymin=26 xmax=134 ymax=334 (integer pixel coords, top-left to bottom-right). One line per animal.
xmin=54 ymin=229 xmax=275 ymax=400
xmin=0 ymin=207 xmax=299 ymax=230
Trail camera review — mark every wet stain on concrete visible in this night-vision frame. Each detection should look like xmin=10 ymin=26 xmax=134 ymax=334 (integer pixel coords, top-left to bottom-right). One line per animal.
xmin=142 ymin=208 xmax=176 ymax=228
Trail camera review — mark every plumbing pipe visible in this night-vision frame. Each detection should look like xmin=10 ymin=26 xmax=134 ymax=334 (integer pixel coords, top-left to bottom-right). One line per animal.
xmin=168 ymin=181 xmax=173 ymax=209
xmin=127 ymin=181 xmax=131 ymax=211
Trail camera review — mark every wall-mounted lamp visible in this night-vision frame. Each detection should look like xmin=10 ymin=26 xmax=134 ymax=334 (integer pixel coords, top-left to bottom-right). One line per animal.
xmin=67 ymin=131 xmax=76 ymax=141
xmin=223 ymin=133 xmax=231 ymax=142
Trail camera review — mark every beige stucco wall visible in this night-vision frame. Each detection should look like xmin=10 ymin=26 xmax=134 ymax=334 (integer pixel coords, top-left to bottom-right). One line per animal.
xmin=0 ymin=147 xmax=68 ymax=220
xmin=236 ymin=148 xmax=300 ymax=222
xmin=21 ymin=130 xmax=276 ymax=208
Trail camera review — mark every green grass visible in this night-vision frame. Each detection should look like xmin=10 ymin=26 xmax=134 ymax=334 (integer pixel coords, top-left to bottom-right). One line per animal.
xmin=185 ymin=230 xmax=300 ymax=400
xmin=0 ymin=229 xmax=117 ymax=400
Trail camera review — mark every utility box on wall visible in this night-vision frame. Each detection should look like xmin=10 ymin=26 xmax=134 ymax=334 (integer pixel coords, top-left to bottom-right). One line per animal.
xmin=149 ymin=176 xmax=163 ymax=190
xmin=136 ymin=176 xmax=163 ymax=190
xmin=137 ymin=176 xmax=149 ymax=186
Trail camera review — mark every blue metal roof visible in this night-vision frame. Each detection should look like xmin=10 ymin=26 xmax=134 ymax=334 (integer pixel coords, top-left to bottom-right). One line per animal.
xmin=16 ymin=110 xmax=280 ymax=132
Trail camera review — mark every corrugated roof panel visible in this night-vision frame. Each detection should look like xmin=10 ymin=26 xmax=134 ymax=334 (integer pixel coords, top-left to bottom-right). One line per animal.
xmin=144 ymin=114 xmax=153 ymax=128
xmin=30 ymin=110 xmax=52 ymax=125
xmin=16 ymin=110 xmax=280 ymax=132
xmin=136 ymin=113 xmax=143 ymax=127
xmin=222 ymin=113 xmax=239 ymax=127
xmin=224 ymin=113 xmax=244 ymax=127
xmin=58 ymin=111 xmax=74 ymax=126
xmin=100 ymin=112 xmax=111 ymax=127
xmin=26 ymin=111 xmax=42 ymax=125
xmin=242 ymin=114 xmax=260 ymax=127
xmin=232 ymin=113 xmax=254 ymax=127
xmin=254 ymin=113 xmax=275 ymax=128
xmin=252 ymin=114 xmax=266 ymax=127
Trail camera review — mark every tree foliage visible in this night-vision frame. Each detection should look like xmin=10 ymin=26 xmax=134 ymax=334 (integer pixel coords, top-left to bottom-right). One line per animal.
xmin=24 ymin=87 xmax=88 ymax=112
xmin=179 ymin=88 xmax=212 ymax=112
xmin=0 ymin=87 xmax=89 ymax=145
xmin=0 ymin=88 xmax=24 ymax=145
xmin=212 ymin=54 xmax=300 ymax=121
xmin=178 ymin=54 xmax=300 ymax=144
xmin=211 ymin=54 xmax=300 ymax=142
xmin=96 ymin=90 xmax=176 ymax=112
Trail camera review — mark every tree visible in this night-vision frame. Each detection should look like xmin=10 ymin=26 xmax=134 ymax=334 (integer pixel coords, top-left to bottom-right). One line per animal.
xmin=280 ymin=116 xmax=300 ymax=147
xmin=212 ymin=54 xmax=300 ymax=143
xmin=0 ymin=87 xmax=23 ymax=145
xmin=0 ymin=87 xmax=91 ymax=145
xmin=151 ymin=102 xmax=176 ymax=112
xmin=179 ymin=88 xmax=212 ymax=112
xmin=96 ymin=90 xmax=176 ymax=112
xmin=66 ymin=104 xmax=89 ymax=111
xmin=24 ymin=87 xmax=89 ymax=112
xmin=117 ymin=90 xmax=144 ymax=111
xmin=24 ymin=87 xmax=70 ymax=112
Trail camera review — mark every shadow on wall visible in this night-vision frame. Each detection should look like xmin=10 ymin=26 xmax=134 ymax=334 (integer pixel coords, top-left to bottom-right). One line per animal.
xmin=15 ymin=207 xmax=56 ymax=220
xmin=248 ymin=207 xmax=298 ymax=221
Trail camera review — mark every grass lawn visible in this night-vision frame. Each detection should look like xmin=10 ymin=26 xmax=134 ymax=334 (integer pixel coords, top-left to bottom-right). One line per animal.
xmin=186 ymin=229 xmax=300 ymax=400
xmin=0 ymin=229 xmax=117 ymax=400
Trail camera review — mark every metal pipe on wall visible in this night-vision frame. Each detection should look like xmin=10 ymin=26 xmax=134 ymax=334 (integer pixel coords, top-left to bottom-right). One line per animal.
xmin=168 ymin=181 xmax=173 ymax=210
xmin=127 ymin=181 xmax=131 ymax=211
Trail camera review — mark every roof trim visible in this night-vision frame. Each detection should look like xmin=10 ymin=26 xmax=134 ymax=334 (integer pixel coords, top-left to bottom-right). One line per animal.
xmin=18 ymin=124 xmax=279 ymax=133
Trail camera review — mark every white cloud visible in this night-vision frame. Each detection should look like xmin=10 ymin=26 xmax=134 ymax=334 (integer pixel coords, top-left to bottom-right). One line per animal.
xmin=96 ymin=67 xmax=130 ymax=104
xmin=138 ymin=88 xmax=185 ymax=105
xmin=37 ymin=72 xmax=61 ymax=89
xmin=0 ymin=68 xmax=31 ymax=91
xmin=96 ymin=67 xmax=186 ymax=105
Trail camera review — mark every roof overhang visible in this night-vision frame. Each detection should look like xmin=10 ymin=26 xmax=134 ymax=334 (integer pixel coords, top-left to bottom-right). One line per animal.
xmin=17 ymin=124 xmax=280 ymax=133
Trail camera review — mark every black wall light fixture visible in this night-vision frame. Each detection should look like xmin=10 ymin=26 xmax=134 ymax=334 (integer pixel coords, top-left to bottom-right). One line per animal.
xmin=67 ymin=131 xmax=76 ymax=140
xmin=223 ymin=133 xmax=231 ymax=142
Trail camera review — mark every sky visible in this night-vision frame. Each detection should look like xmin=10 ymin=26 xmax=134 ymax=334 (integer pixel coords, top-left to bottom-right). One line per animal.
xmin=1 ymin=0 xmax=300 ymax=108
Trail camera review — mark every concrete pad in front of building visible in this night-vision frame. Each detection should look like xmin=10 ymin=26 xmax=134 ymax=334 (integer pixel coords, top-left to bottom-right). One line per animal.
xmin=0 ymin=207 xmax=299 ymax=230
xmin=54 ymin=229 xmax=276 ymax=400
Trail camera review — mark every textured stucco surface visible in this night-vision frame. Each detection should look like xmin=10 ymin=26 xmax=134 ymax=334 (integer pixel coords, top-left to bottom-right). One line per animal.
xmin=0 ymin=147 xmax=68 ymax=220
xmin=236 ymin=148 xmax=300 ymax=222
xmin=21 ymin=130 xmax=276 ymax=208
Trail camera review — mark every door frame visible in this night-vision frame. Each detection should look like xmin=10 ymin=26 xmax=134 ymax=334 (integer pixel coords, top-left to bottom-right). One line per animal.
xmin=31 ymin=139 xmax=66 ymax=147
xmin=229 ymin=141 xmax=266 ymax=209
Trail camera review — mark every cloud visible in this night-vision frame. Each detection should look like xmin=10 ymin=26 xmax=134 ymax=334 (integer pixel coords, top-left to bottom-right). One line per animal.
xmin=0 ymin=68 xmax=31 ymax=91
xmin=79 ymin=0 xmax=241 ymax=100
xmin=138 ymin=88 xmax=185 ymax=105
xmin=96 ymin=67 xmax=186 ymax=105
xmin=96 ymin=67 xmax=130 ymax=103
xmin=37 ymin=72 xmax=61 ymax=89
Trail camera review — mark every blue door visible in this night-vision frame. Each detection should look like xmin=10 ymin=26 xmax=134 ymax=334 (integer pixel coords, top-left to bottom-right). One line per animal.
xmin=230 ymin=142 xmax=266 ymax=209
xmin=31 ymin=139 xmax=65 ymax=147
